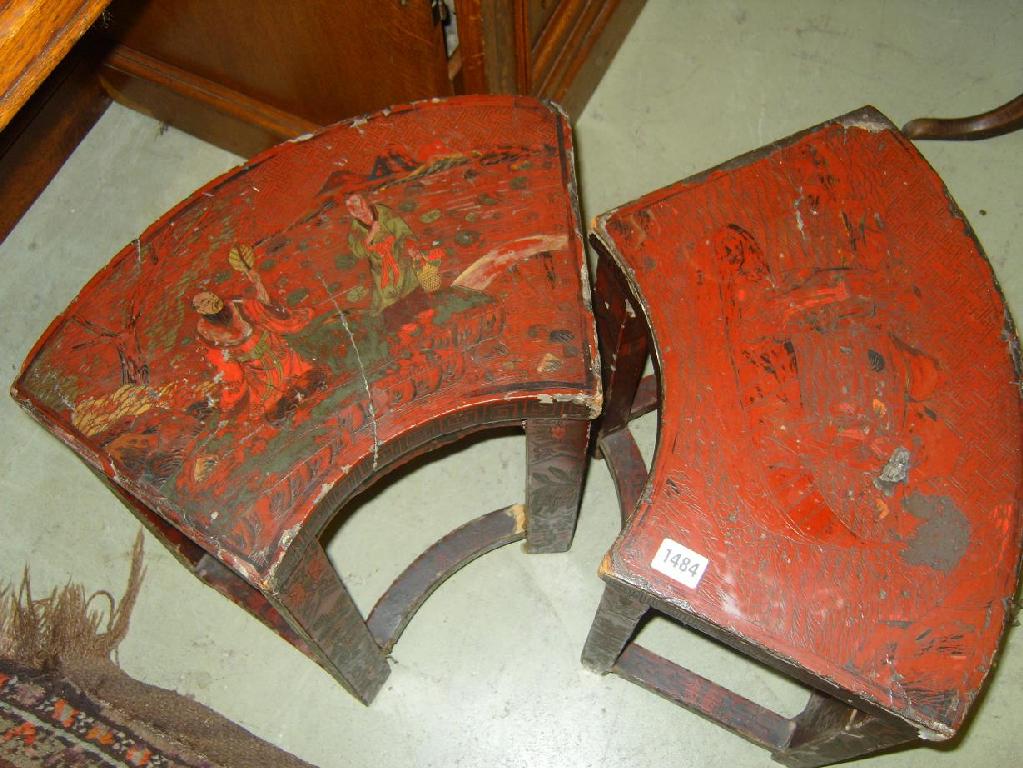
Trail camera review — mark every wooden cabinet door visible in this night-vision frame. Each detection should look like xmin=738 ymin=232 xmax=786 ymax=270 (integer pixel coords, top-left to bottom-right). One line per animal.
xmin=97 ymin=0 xmax=644 ymax=156
xmin=101 ymin=0 xmax=453 ymax=153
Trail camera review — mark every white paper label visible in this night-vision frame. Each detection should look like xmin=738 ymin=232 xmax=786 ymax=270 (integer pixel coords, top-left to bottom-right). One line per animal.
xmin=650 ymin=538 xmax=709 ymax=589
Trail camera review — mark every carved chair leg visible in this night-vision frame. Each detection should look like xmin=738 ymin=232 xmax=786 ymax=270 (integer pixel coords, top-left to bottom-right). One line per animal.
xmin=592 ymin=246 xmax=650 ymax=442
xmin=773 ymin=690 xmax=918 ymax=768
xmin=581 ymin=583 xmax=649 ymax=673
xmin=271 ymin=539 xmax=390 ymax=705
xmin=524 ymin=417 xmax=591 ymax=553
xmin=902 ymin=93 xmax=1023 ymax=140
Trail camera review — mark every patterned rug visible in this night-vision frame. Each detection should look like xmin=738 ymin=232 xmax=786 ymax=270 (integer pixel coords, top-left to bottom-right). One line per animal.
xmin=0 ymin=533 xmax=316 ymax=768
xmin=1 ymin=659 xmax=213 ymax=767
xmin=0 ymin=656 xmax=318 ymax=768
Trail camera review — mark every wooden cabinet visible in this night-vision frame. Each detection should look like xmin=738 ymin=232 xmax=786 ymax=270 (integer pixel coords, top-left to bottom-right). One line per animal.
xmin=0 ymin=2 xmax=112 ymax=241
xmin=0 ymin=0 xmax=642 ymax=241
xmin=99 ymin=0 xmax=644 ymax=156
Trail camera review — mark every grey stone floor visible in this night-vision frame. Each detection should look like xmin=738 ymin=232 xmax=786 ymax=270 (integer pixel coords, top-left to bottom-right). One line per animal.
xmin=1 ymin=1 xmax=1021 ymax=765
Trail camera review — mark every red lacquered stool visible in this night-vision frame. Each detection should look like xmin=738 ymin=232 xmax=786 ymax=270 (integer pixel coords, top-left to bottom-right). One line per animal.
xmin=12 ymin=96 xmax=599 ymax=704
xmin=583 ymin=107 xmax=1022 ymax=766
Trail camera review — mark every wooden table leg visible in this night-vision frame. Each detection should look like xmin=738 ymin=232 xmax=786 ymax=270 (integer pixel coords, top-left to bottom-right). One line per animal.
xmin=581 ymin=583 xmax=648 ymax=672
xmin=591 ymin=245 xmax=650 ymax=441
xmin=524 ymin=418 xmax=591 ymax=553
xmin=774 ymin=690 xmax=917 ymax=768
xmin=271 ymin=539 xmax=390 ymax=705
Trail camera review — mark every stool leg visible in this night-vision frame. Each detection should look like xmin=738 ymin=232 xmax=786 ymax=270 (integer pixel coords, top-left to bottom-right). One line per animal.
xmin=773 ymin=690 xmax=917 ymax=768
xmin=593 ymin=249 xmax=649 ymax=441
xmin=581 ymin=583 xmax=648 ymax=672
xmin=272 ymin=540 xmax=390 ymax=704
xmin=524 ymin=417 xmax=590 ymax=553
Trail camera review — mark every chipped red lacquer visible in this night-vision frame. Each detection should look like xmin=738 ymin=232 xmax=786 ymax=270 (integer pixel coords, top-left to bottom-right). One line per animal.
xmin=13 ymin=96 xmax=599 ymax=591
xmin=592 ymin=108 xmax=1023 ymax=737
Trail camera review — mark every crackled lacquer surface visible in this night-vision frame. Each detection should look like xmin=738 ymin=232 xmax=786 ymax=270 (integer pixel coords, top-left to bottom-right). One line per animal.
xmin=594 ymin=108 xmax=1023 ymax=735
xmin=14 ymin=96 xmax=597 ymax=582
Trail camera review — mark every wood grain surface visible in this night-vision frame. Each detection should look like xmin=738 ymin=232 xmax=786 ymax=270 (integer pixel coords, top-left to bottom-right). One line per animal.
xmin=102 ymin=0 xmax=452 ymax=126
xmin=0 ymin=0 xmax=109 ymax=130
xmin=455 ymin=0 xmax=645 ymax=120
xmin=0 ymin=33 xmax=110 ymax=243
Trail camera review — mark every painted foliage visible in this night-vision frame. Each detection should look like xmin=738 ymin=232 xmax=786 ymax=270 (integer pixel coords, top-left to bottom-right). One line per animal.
xmin=596 ymin=110 xmax=1022 ymax=732
xmin=15 ymin=97 xmax=595 ymax=579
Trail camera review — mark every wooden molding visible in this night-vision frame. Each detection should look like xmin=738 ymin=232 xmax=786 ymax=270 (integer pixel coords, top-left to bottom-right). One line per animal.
xmin=102 ymin=45 xmax=320 ymax=141
xmin=542 ymin=0 xmax=645 ymax=117
xmin=530 ymin=0 xmax=590 ymax=93
xmin=453 ymin=0 xmax=645 ymax=120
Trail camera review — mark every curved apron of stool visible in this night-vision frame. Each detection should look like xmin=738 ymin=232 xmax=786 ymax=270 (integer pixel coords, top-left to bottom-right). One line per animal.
xmin=367 ymin=504 xmax=526 ymax=652
xmin=597 ymin=428 xmax=649 ymax=527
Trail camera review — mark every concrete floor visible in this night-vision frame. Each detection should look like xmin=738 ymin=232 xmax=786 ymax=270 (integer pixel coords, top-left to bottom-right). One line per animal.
xmin=1 ymin=1 xmax=1021 ymax=765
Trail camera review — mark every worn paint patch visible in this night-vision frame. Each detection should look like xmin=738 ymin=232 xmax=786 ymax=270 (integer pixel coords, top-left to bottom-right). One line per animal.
xmin=507 ymin=503 xmax=527 ymax=534
xmin=874 ymin=446 xmax=911 ymax=495
xmin=901 ymin=492 xmax=970 ymax=572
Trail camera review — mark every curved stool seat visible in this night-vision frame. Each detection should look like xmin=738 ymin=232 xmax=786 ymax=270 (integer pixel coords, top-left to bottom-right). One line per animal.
xmin=583 ymin=107 xmax=1022 ymax=766
xmin=12 ymin=96 xmax=599 ymax=703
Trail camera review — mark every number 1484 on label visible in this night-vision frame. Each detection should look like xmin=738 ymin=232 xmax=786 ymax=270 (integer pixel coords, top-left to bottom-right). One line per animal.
xmin=651 ymin=538 xmax=709 ymax=589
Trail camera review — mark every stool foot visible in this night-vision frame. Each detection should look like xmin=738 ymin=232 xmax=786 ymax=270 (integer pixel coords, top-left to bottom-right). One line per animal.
xmin=524 ymin=418 xmax=590 ymax=553
xmin=581 ymin=583 xmax=648 ymax=672
xmin=773 ymin=691 xmax=918 ymax=768
xmin=273 ymin=540 xmax=390 ymax=705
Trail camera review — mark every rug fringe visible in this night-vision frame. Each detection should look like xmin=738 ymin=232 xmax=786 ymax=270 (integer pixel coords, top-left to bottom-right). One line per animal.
xmin=0 ymin=529 xmax=145 ymax=670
